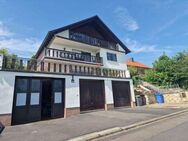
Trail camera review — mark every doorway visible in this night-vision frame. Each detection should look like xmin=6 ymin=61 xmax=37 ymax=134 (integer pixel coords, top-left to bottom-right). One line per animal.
xmin=12 ymin=77 xmax=65 ymax=125
xmin=80 ymin=79 xmax=105 ymax=111
xmin=112 ymin=81 xmax=131 ymax=107
xmin=41 ymin=79 xmax=52 ymax=120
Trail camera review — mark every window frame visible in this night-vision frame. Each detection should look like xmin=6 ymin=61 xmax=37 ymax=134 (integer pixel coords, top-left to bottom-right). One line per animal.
xmin=107 ymin=52 xmax=117 ymax=62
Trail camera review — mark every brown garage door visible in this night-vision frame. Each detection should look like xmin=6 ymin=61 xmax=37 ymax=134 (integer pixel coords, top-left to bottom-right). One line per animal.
xmin=80 ymin=79 xmax=105 ymax=111
xmin=112 ymin=81 xmax=131 ymax=107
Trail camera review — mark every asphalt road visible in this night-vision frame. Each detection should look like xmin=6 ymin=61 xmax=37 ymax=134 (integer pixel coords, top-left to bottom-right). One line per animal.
xmin=1 ymin=107 xmax=182 ymax=141
xmin=96 ymin=112 xmax=188 ymax=141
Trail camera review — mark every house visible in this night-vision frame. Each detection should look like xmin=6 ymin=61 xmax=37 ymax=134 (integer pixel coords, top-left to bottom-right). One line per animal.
xmin=126 ymin=58 xmax=151 ymax=74
xmin=0 ymin=16 xmax=135 ymax=126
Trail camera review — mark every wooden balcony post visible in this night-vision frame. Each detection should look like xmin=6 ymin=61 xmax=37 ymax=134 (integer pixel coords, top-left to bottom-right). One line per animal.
xmin=79 ymin=66 xmax=82 ymax=73
xmin=59 ymin=64 xmax=62 ymax=73
xmin=64 ymin=64 xmax=67 ymax=73
xmin=69 ymin=64 xmax=72 ymax=73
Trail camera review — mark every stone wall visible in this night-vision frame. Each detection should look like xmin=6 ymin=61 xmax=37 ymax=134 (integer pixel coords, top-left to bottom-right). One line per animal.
xmin=163 ymin=92 xmax=188 ymax=104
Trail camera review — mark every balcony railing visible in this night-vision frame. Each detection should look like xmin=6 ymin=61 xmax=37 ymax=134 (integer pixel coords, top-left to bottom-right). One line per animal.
xmin=0 ymin=55 xmax=128 ymax=78
xmin=45 ymin=48 xmax=103 ymax=65
xmin=69 ymin=31 xmax=118 ymax=51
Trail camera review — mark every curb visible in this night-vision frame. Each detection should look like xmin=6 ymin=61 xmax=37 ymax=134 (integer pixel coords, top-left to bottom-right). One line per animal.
xmin=68 ymin=109 xmax=188 ymax=141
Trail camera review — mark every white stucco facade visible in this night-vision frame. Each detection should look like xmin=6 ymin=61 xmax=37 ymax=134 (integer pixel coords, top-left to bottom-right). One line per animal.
xmin=0 ymin=71 xmax=135 ymax=115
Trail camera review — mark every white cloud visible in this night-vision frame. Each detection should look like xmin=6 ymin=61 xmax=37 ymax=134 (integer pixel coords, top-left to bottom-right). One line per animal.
xmin=0 ymin=21 xmax=13 ymax=37
xmin=0 ymin=38 xmax=41 ymax=57
xmin=0 ymin=20 xmax=41 ymax=57
xmin=124 ymin=38 xmax=158 ymax=53
xmin=114 ymin=7 xmax=139 ymax=31
xmin=124 ymin=37 xmax=187 ymax=57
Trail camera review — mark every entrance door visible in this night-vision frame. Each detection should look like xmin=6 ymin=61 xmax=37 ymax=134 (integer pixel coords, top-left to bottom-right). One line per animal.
xmin=12 ymin=78 xmax=41 ymax=125
xmin=12 ymin=77 xmax=65 ymax=125
xmin=51 ymin=79 xmax=65 ymax=118
xmin=112 ymin=81 xmax=131 ymax=107
xmin=41 ymin=79 xmax=52 ymax=120
xmin=41 ymin=79 xmax=65 ymax=119
xmin=80 ymin=79 xmax=105 ymax=111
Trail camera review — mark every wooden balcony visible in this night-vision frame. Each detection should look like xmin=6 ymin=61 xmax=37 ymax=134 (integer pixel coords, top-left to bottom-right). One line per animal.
xmin=69 ymin=31 xmax=118 ymax=51
xmin=1 ymin=55 xmax=128 ymax=78
xmin=44 ymin=48 xmax=103 ymax=65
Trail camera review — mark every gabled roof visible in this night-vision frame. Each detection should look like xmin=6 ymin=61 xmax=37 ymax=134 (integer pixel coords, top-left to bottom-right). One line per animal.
xmin=126 ymin=60 xmax=151 ymax=69
xmin=35 ymin=15 xmax=130 ymax=58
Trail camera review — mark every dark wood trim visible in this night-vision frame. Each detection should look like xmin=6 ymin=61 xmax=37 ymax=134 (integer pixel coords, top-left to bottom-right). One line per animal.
xmin=0 ymin=70 xmax=131 ymax=80
xmin=55 ymin=35 xmax=126 ymax=54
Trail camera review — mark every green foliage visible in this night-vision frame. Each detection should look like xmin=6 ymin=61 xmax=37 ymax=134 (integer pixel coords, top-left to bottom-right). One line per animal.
xmin=0 ymin=48 xmax=19 ymax=69
xmin=128 ymin=66 xmax=143 ymax=87
xmin=144 ymin=51 xmax=188 ymax=89
xmin=0 ymin=48 xmax=9 ymax=56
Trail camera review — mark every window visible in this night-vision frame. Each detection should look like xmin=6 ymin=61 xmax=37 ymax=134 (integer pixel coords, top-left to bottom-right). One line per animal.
xmin=31 ymin=79 xmax=40 ymax=92
xmin=53 ymin=80 xmax=62 ymax=91
xmin=16 ymin=93 xmax=27 ymax=106
xmin=54 ymin=92 xmax=62 ymax=103
xmin=30 ymin=93 xmax=40 ymax=105
xmin=16 ymin=79 xmax=28 ymax=92
xmin=107 ymin=53 xmax=117 ymax=61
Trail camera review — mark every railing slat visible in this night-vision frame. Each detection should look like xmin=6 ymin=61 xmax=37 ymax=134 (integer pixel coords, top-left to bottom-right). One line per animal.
xmin=44 ymin=48 xmax=103 ymax=64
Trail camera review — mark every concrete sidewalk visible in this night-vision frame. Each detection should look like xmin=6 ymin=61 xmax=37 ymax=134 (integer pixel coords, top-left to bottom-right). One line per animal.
xmin=0 ymin=106 xmax=186 ymax=141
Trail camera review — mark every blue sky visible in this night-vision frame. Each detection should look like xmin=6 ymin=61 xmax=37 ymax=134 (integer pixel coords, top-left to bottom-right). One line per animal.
xmin=0 ymin=0 xmax=188 ymax=66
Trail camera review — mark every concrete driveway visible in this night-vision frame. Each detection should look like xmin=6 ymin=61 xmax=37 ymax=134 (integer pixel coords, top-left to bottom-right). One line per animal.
xmin=0 ymin=106 xmax=185 ymax=141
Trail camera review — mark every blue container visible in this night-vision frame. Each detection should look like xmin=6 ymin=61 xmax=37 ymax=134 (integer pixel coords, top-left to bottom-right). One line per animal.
xmin=154 ymin=93 xmax=164 ymax=103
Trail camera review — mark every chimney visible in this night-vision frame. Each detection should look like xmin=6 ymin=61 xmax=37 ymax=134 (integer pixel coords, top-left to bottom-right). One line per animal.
xmin=127 ymin=58 xmax=134 ymax=62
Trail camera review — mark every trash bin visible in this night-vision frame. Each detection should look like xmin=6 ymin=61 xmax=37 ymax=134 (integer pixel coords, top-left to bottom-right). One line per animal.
xmin=154 ymin=93 xmax=164 ymax=103
xmin=136 ymin=95 xmax=143 ymax=106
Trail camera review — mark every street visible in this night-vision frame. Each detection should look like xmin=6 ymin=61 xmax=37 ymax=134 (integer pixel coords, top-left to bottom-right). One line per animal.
xmin=0 ymin=107 xmax=184 ymax=141
xmin=97 ymin=112 xmax=188 ymax=141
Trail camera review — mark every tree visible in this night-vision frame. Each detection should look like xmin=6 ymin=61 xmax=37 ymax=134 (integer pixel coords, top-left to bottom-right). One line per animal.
xmin=0 ymin=48 xmax=9 ymax=56
xmin=144 ymin=51 xmax=188 ymax=89
xmin=0 ymin=48 xmax=19 ymax=69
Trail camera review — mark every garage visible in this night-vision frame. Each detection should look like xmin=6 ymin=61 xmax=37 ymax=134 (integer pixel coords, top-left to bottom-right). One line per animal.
xmin=80 ymin=79 xmax=105 ymax=111
xmin=12 ymin=77 xmax=65 ymax=125
xmin=112 ymin=81 xmax=131 ymax=107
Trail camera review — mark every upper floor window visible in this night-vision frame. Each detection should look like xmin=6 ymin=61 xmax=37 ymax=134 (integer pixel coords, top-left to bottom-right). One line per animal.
xmin=107 ymin=53 xmax=117 ymax=61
